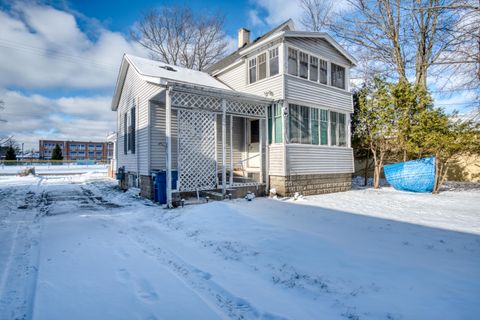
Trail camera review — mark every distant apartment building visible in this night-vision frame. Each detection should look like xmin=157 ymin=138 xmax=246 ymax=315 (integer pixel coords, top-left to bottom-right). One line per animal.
xmin=39 ymin=140 xmax=113 ymax=161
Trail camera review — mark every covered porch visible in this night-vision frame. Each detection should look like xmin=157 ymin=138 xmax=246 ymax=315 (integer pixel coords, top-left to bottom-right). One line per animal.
xmin=163 ymin=83 xmax=272 ymax=207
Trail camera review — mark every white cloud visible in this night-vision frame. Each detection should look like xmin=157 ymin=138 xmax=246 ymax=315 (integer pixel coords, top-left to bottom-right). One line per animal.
xmin=248 ymin=0 xmax=350 ymax=31
xmin=248 ymin=9 xmax=264 ymax=27
xmin=0 ymin=3 xmax=147 ymax=90
xmin=0 ymin=89 xmax=115 ymax=149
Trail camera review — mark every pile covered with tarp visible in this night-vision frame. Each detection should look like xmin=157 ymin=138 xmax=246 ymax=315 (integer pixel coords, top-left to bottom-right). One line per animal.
xmin=384 ymin=157 xmax=435 ymax=192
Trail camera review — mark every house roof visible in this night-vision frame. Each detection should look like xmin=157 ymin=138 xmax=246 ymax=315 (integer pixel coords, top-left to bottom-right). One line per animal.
xmin=206 ymin=19 xmax=357 ymax=75
xmin=111 ymin=54 xmax=231 ymax=110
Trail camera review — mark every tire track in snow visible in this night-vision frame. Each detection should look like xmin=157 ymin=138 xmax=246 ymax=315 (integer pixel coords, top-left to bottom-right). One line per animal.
xmin=0 ymin=178 xmax=46 ymax=320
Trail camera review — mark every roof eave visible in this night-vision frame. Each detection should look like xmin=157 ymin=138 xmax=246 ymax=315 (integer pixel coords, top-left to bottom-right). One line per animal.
xmin=284 ymin=31 xmax=358 ymax=66
xmin=110 ymin=55 xmax=129 ymax=111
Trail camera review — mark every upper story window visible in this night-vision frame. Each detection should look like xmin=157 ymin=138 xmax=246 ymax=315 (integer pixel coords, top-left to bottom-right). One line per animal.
xmin=248 ymin=58 xmax=257 ymax=84
xmin=248 ymin=47 xmax=280 ymax=84
xmin=299 ymin=52 xmax=308 ymax=79
xmin=288 ymin=48 xmax=298 ymax=76
xmin=269 ymin=48 xmax=279 ymax=76
xmin=258 ymin=53 xmax=267 ymax=81
xmin=331 ymin=63 xmax=345 ymax=89
xmin=309 ymin=56 xmax=318 ymax=82
xmin=287 ymin=46 xmax=347 ymax=90
xmin=320 ymin=59 xmax=328 ymax=84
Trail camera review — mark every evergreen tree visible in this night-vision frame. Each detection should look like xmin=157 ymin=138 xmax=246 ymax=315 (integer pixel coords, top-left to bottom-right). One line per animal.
xmin=354 ymin=78 xmax=398 ymax=189
xmin=5 ymin=146 xmax=16 ymax=160
xmin=408 ymin=108 xmax=479 ymax=193
xmin=51 ymin=144 xmax=64 ymax=160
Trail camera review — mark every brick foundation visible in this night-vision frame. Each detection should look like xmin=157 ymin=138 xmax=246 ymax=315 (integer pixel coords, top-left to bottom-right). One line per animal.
xmin=270 ymin=173 xmax=352 ymax=197
xmin=140 ymin=175 xmax=153 ymax=199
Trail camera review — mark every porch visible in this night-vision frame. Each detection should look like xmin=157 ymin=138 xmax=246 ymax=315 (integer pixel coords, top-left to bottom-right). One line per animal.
xmin=162 ymin=83 xmax=272 ymax=206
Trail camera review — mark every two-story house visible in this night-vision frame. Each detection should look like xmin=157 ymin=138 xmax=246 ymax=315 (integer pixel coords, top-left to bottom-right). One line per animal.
xmin=110 ymin=19 xmax=356 ymax=206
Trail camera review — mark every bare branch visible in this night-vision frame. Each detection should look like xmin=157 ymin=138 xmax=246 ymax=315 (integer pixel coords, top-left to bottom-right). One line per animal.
xmin=130 ymin=6 xmax=228 ymax=71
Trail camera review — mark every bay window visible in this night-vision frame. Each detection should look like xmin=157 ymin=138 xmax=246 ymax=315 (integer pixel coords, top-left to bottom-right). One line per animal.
xmin=288 ymin=48 xmax=298 ymax=76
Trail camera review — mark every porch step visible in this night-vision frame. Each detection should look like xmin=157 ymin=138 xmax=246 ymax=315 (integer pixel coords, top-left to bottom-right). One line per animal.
xmin=200 ymin=190 xmax=225 ymax=201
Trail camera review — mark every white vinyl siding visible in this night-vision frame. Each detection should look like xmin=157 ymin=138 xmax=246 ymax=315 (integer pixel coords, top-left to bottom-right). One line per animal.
xmin=268 ymin=144 xmax=285 ymax=176
xmin=286 ymin=144 xmax=354 ymax=175
xmin=117 ymin=66 xmax=162 ymax=175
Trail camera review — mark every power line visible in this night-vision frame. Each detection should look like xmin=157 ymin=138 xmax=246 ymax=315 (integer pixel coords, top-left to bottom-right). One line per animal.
xmin=0 ymin=38 xmax=120 ymax=71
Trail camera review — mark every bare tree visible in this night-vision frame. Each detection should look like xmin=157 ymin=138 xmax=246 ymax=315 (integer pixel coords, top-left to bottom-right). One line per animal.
xmin=331 ymin=0 xmax=472 ymax=90
xmin=299 ymin=0 xmax=335 ymax=32
xmin=430 ymin=0 xmax=480 ymax=91
xmin=130 ymin=6 xmax=228 ymax=71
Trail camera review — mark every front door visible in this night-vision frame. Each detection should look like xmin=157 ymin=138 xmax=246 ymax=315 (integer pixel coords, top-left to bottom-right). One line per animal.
xmin=247 ymin=119 xmax=260 ymax=168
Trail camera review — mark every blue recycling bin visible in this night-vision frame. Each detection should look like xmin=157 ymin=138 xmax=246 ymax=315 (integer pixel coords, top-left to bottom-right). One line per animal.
xmin=154 ymin=171 xmax=178 ymax=204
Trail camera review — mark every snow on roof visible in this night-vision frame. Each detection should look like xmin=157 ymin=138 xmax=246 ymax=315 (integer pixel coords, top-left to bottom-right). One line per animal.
xmin=125 ymin=54 xmax=231 ymax=91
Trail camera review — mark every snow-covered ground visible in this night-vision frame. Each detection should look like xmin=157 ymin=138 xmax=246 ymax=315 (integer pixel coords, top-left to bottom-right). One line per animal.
xmin=0 ymin=173 xmax=479 ymax=320
xmin=0 ymin=164 xmax=108 ymax=175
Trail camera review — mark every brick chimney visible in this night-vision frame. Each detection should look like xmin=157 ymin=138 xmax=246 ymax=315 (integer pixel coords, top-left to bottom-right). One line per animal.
xmin=238 ymin=28 xmax=250 ymax=48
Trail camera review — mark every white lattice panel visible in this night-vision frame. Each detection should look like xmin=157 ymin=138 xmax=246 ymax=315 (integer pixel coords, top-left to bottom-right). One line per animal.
xmin=172 ymin=91 xmax=222 ymax=112
xmin=226 ymin=100 xmax=266 ymax=117
xmin=178 ymin=109 xmax=217 ymax=191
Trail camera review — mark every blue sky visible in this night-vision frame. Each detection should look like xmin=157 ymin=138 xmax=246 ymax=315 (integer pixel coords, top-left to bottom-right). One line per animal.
xmin=0 ymin=0 xmax=298 ymax=149
xmin=0 ymin=0 xmax=476 ymax=150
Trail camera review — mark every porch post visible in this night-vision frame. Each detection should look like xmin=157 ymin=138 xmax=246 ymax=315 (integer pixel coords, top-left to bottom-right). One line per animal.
xmin=265 ymin=105 xmax=269 ymax=193
xmin=221 ymin=99 xmax=227 ymax=195
xmin=166 ymin=87 xmax=173 ymax=208
xmin=259 ymin=115 xmax=263 ymax=185
xmin=229 ymin=115 xmax=234 ymax=187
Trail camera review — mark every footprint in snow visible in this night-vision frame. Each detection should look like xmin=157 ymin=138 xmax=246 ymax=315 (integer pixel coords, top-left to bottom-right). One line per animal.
xmin=116 ymin=268 xmax=131 ymax=282
xmin=136 ymin=279 xmax=159 ymax=302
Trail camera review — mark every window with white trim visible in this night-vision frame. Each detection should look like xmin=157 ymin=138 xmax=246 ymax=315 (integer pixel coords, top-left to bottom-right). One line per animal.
xmin=309 ymin=56 xmax=318 ymax=82
xmin=320 ymin=59 xmax=328 ymax=84
xmin=248 ymin=58 xmax=257 ymax=84
xmin=331 ymin=63 xmax=345 ymax=89
xmin=269 ymin=48 xmax=279 ymax=76
xmin=258 ymin=52 xmax=267 ymax=81
xmin=288 ymin=48 xmax=298 ymax=76
xmin=299 ymin=52 xmax=308 ymax=79
xmin=288 ymin=105 xmax=346 ymax=147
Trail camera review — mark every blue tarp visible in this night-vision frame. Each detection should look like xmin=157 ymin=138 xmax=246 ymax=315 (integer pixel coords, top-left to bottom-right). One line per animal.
xmin=384 ymin=157 xmax=435 ymax=193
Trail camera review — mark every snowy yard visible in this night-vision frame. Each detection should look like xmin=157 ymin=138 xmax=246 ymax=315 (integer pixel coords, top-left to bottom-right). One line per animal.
xmin=0 ymin=164 xmax=108 ymax=175
xmin=0 ymin=173 xmax=479 ymax=320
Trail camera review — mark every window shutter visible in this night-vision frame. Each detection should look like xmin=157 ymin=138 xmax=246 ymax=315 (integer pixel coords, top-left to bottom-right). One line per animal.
xmin=123 ymin=113 xmax=127 ymax=155
xmin=131 ymin=106 xmax=136 ymax=154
